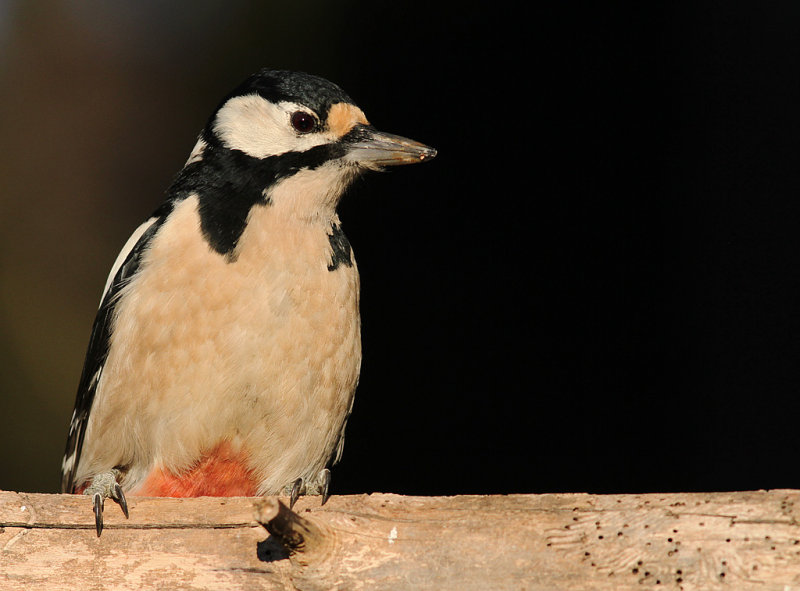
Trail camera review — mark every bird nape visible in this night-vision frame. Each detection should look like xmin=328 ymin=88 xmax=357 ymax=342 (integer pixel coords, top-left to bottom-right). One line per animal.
xmin=60 ymin=69 xmax=436 ymax=536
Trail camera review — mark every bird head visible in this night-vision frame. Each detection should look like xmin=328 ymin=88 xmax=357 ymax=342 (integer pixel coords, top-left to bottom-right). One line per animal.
xmin=170 ymin=69 xmax=436 ymax=254
xmin=210 ymin=70 xmax=436 ymax=167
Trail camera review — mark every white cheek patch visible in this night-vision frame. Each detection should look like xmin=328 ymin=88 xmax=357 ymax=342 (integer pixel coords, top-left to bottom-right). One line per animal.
xmin=212 ymin=95 xmax=335 ymax=159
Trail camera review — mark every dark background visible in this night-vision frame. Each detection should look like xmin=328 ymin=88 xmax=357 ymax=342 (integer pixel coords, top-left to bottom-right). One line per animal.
xmin=1 ymin=2 xmax=799 ymax=496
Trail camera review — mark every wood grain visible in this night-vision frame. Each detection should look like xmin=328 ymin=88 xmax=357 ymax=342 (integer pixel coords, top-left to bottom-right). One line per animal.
xmin=2 ymin=490 xmax=800 ymax=590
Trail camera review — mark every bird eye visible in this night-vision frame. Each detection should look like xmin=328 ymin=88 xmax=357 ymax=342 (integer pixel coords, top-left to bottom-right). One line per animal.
xmin=290 ymin=111 xmax=316 ymax=133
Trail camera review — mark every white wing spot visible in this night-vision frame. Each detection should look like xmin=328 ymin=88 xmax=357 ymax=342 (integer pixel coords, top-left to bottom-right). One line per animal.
xmin=185 ymin=137 xmax=207 ymax=166
xmin=62 ymin=453 xmax=76 ymax=473
xmin=388 ymin=526 xmax=397 ymax=544
xmin=88 ymin=367 xmax=103 ymax=389
xmin=101 ymin=217 xmax=158 ymax=304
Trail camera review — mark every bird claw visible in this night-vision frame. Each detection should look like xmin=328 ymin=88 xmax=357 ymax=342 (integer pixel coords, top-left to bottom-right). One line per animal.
xmin=320 ymin=468 xmax=331 ymax=506
xmin=92 ymin=492 xmax=104 ymax=537
xmin=83 ymin=469 xmax=128 ymax=536
xmin=289 ymin=477 xmax=303 ymax=509
xmin=113 ymin=481 xmax=129 ymax=519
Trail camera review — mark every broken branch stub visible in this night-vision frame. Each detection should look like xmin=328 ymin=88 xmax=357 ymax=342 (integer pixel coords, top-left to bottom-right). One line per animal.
xmin=253 ymin=497 xmax=333 ymax=560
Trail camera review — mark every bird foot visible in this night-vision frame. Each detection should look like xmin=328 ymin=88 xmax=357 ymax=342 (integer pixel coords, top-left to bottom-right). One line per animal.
xmin=285 ymin=468 xmax=332 ymax=509
xmin=83 ymin=468 xmax=129 ymax=536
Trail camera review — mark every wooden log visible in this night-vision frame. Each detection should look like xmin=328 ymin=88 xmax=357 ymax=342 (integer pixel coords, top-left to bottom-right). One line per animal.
xmin=2 ymin=489 xmax=800 ymax=590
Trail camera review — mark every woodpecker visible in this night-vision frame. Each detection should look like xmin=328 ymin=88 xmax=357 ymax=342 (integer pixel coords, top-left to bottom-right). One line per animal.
xmin=61 ymin=69 xmax=436 ymax=535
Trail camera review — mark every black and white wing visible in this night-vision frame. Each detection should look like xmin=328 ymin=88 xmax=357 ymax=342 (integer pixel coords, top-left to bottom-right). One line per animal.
xmin=60 ymin=214 xmax=166 ymax=493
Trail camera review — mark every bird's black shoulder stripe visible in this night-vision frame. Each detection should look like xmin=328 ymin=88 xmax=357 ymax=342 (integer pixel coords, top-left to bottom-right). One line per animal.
xmin=61 ymin=210 xmax=168 ymax=493
xmin=327 ymin=223 xmax=353 ymax=271
xmin=171 ymin=138 xmax=346 ymax=257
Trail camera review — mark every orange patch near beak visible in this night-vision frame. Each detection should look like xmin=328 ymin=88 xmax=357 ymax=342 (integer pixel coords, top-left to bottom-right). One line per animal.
xmin=327 ymin=102 xmax=369 ymax=137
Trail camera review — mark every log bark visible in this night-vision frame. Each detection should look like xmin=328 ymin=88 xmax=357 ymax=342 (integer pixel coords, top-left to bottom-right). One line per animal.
xmin=2 ymin=489 xmax=800 ymax=590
